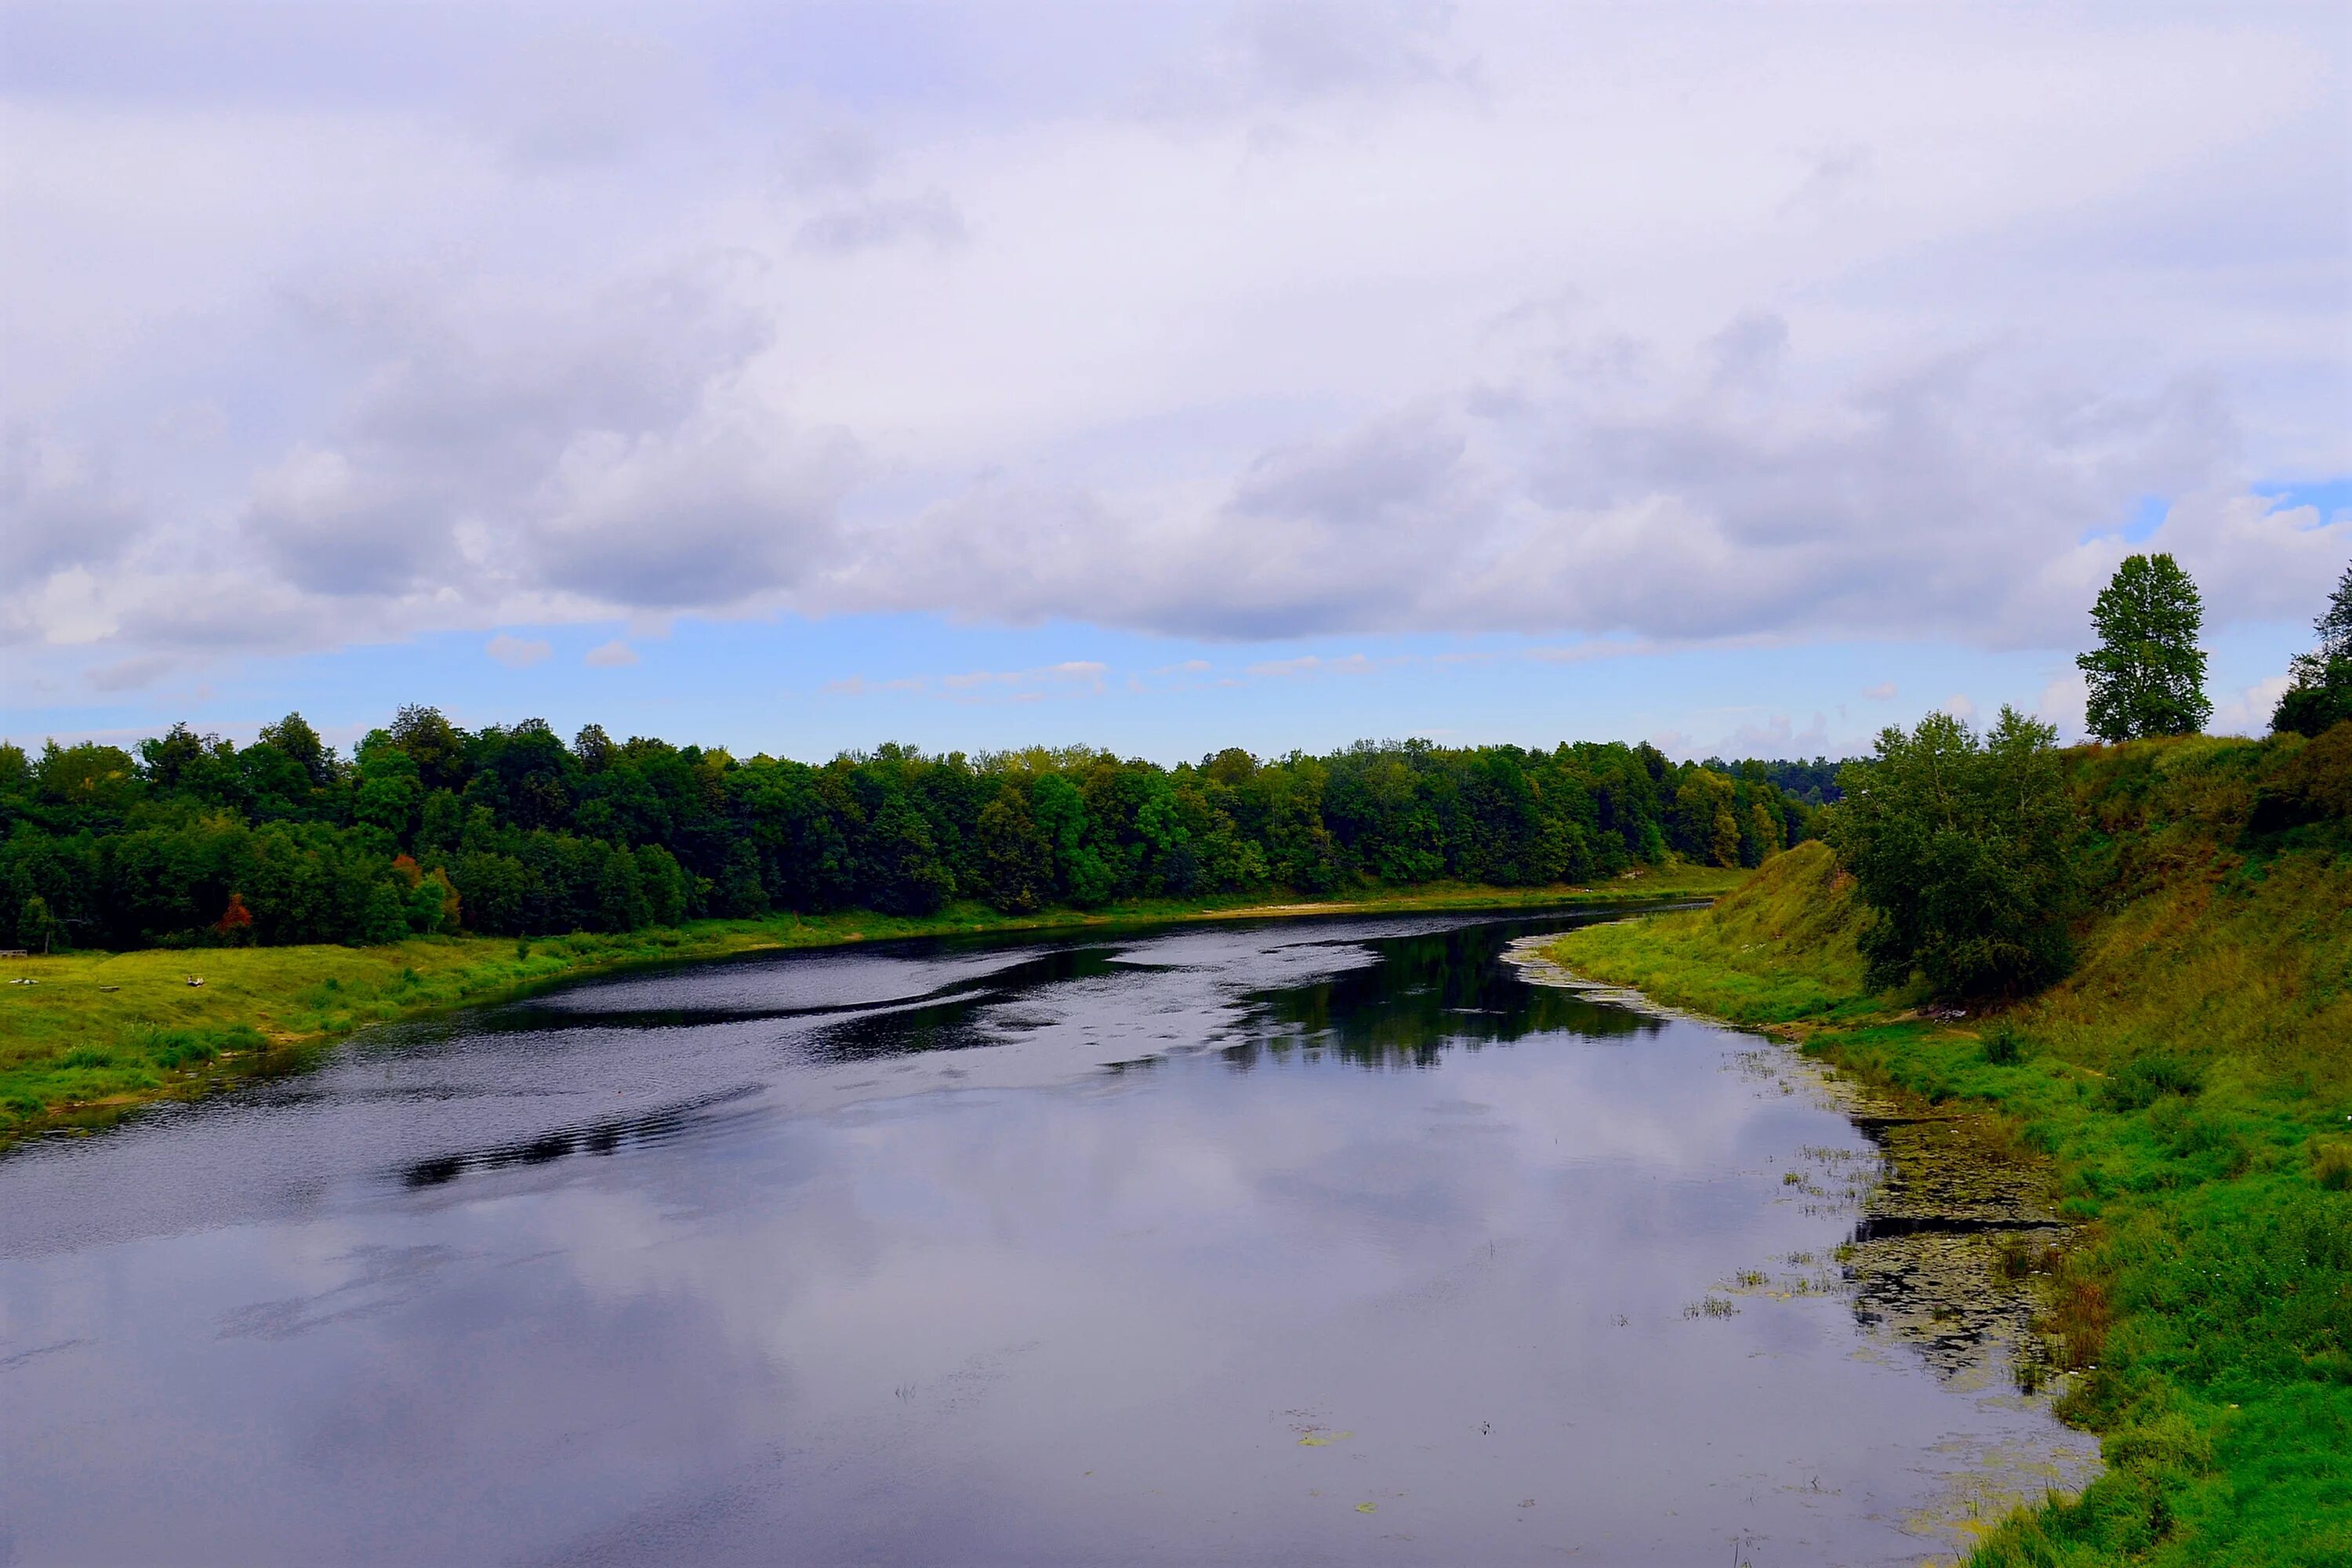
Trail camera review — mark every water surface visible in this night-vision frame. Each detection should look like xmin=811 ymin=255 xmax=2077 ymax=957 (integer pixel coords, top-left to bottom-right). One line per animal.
xmin=0 ymin=912 xmax=2091 ymax=1565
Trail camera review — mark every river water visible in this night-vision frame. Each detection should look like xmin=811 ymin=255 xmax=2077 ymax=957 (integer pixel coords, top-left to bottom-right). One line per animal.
xmin=0 ymin=911 xmax=2093 ymax=1566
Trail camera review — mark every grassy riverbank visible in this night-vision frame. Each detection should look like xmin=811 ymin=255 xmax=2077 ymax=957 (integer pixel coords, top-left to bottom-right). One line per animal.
xmin=1548 ymin=740 xmax=2352 ymax=1566
xmin=0 ymin=864 xmax=1741 ymax=1148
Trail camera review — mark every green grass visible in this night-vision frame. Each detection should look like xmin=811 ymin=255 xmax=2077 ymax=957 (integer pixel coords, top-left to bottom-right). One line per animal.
xmin=1547 ymin=736 xmax=2352 ymax=1566
xmin=0 ymin=862 xmax=1744 ymax=1147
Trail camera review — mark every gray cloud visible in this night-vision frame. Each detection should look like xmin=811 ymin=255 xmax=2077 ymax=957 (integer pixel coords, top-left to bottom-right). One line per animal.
xmin=796 ymin=191 xmax=967 ymax=255
xmin=237 ymin=263 xmax=820 ymax=611
xmin=85 ymin=653 xmax=176 ymax=694
xmin=0 ymin=2 xmax=2343 ymax=690
xmin=530 ymin=412 xmax=857 ymax=607
xmin=829 ymin=323 xmax=2327 ymax=650
xmin=243 ymin=445 xmax=454 ymax=595
xmin=0 ymin=426 xmax=143 ymax=580
xmin=1221 ymin=1 xmax=1465 ymax=104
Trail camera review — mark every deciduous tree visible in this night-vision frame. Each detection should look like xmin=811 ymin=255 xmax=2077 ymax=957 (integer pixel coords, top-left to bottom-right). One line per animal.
xmin=1833 ymin=707 xmax=2077 ymax=999
xmin=2077 ymin=553 xmax=2211 ymax=742
xmin=2272 ymin=561 xmax=2352 ymax=739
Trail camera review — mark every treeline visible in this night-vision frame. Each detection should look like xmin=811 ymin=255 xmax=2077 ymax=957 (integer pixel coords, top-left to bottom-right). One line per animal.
xmin=0 ymin=710 xmax=1820 ymax=950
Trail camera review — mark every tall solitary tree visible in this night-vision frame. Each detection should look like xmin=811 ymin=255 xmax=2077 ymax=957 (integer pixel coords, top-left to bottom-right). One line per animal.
xmin=2077 ymin=553 xmax=2211 ymax=742
xmin=2271 ymin=561 xmax=2352 ymax=738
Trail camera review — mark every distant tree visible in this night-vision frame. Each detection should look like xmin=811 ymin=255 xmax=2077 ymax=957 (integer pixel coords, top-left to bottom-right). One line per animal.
xmin=259 ymin=712 xmax=336 ymax=787
xmin=356 ymin=881 xmax=408 ymax=946
xmin=236 ymin=739 xmax=314 ymax=820
xmin=1030 ymin=773 xmax=1112 ymax=906
xmin=856 ymin=790 xmax=953 ymax=916
xmin=1833 ymin=707 xmax=2077 ymax=1000
xmin=713 ymin=839 xmax=769 ymax=917
xmin=35 ymin=741 xmax=142 ymax=815
xmin=2 ymin=700 xmax=1825 ymax=954
xmin=594 ymin=844 xmax=651 ymax=932
xmin=140 ymin=722 xmax=221 ymax=791
xmin=2077 ymin=554 xmax=2211 ymax=742
xmin=1671 ymin=768 xmax=1740 ymax=868
xmin=1264 ymin=773 xmax=1341 ymax=893
xmin=573 ymin=723 xmax=615 ymax=774
xmin=16 ymin=894 xmax=56 ymax=953
xmin=636 ymin=844 xmax=689 ymax=925
xmin=212 ymin=892 xmax=255 ymax=946
xmin=976 ymin=784 xmax=1054 ymax=913
xmin=2272 ymin=561 xmax=2352 ymax=739
xmin=390 ymin=705 xmax=469 ymax=793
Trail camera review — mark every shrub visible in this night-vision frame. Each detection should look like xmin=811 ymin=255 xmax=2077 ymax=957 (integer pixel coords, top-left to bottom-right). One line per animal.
xmin=2101 ymin=1053 xmax=2206 ymax=1112
xmin=1833 ymin=707 xmax=2078 ymax=1000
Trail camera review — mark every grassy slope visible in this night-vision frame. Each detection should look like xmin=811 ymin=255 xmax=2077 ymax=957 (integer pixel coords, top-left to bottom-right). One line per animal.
xmin=1548 ymin=739 xmax=2352 ymax=1566
xmin=0 ymin=863 xmax=1743 ymax=1146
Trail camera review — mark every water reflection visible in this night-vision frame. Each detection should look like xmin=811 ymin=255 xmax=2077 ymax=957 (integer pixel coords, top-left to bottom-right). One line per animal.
xmin=401 ymin=1084 xmax=768 ymax=1187
xmin=1236 ymin=921 xmax=1656 ymax=1067
xmin=0 ymin=909 xmax=2094 ymax=1566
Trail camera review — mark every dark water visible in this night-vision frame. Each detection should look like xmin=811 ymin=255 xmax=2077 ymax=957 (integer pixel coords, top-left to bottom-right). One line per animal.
xmin=0 ymin=912 xmax=2089 ymax=1566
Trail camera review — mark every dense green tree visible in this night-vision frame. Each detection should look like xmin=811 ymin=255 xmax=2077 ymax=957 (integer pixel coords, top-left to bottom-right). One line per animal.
xmin=140 ymin=723 xmax=219 ymax=793
xmin=0 ymin=706 xmax=1825 ymax=949
xmin=2271 ymin=561 xmax=2352 ymax=739
xmin=353 ymin=735 xmax=424 ymax=842
xmin=2077 ymin=553 xmax=2212 ymax=742
xmin=259 ymin=712 xmax=336 ymax=787
xmin=1833 ymin=706 xmax=2077 ymax=999
xmin=36 ymin=741 xmax=141 ymax=821
xmin=346 ymin=880 xmax=400 ymax=945
xmin=16 ymin=894 xmax=56 ymax=953
xmin=1029 ymin=773 xmax=1112 ymax=906
xmin=637 ymin=844 xmax=690 ymax=925
xmin=1671 ymin=768 xmax=1740 ymax=867
xmin=975 ymin=784 xmax=1054 ymax=913
xmin=573 ymin=723 xmax=615 ymax=774
xmin=390 ymin=705 xmax=470 ymax=793
xmin=855 ymin=787 xmax=953 ymax=916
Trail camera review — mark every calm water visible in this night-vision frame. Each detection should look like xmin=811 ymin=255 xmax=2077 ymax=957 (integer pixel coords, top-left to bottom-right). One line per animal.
xmin=0 ymin=912 xmax=2089 ymax=1566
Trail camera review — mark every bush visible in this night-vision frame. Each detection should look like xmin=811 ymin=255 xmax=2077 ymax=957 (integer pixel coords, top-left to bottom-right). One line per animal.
xmin=2101 ymin=1053 xmax=2207 ymax=1111
xmin=1833 ymin=707 xmax=2078 ymax=1000
xmin=2249 ymin=721 xmax=2352 ymax=834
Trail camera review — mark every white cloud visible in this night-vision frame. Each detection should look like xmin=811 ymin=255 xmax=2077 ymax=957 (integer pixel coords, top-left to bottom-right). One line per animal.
xmin=1724 ymin=710 xmax=1831 ymax=757
xmin=2034 ymin=670 xmax=2090 ymax=742
xmin=2212 ymin=674 xmax=2292 ymax=739
xmin=0 ymin=426 xmax=144 ymax=624
xmin=485 ymin=633 xmax=551 ymax=669
xmin=797 ymin=191 xmax=967 ymax=255
xmin=1862 ymin=682 xmax=1898 ymax=702
xmin=583 ymin=639 xmax=638 ymax=668
xmin=85 ymin=654 xmax=176 ymax=694
xmin=1941 ymin=694 xmax=1977 ymax=721
xmin=0 ymin=3 xmax=2343 ymax=694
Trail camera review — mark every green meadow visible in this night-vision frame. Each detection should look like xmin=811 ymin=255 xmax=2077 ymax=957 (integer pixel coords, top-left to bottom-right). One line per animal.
xmin=1549 ymin=735 xmax=2352 ymax=1566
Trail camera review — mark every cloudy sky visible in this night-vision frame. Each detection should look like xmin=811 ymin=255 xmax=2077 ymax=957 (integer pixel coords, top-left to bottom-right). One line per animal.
xmin=3 ymin=0 xmax=2347 ymax=762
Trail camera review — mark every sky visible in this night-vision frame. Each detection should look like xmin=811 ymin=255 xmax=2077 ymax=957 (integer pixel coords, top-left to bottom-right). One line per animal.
xmin=2 ymin=0 xmax=2347 ymax=765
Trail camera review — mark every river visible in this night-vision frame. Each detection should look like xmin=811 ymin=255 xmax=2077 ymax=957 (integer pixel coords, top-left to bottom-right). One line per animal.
xmin=0 ymin=909 xmax=2094 ymax=1565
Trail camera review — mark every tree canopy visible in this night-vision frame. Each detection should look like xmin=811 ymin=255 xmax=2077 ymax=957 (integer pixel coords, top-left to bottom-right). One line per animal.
xmin=1831 ymin=706 xmax=2077 ymax=1000
xmin=0 ymin=713 xmax=1824 ymax=952
xmin=2272 ymin=561 xmax=2352 ymax=739
xmin=2077 ymin=553 xmax=2211 ymax=742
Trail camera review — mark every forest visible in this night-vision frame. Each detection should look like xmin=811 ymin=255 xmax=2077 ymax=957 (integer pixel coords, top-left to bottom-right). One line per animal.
xmin=0 ymin=710 xmax=1815 ymax=951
